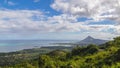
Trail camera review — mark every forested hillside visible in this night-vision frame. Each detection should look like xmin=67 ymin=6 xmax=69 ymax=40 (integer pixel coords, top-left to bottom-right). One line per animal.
xmin=1 ymin=36 xmax=120 ymax=68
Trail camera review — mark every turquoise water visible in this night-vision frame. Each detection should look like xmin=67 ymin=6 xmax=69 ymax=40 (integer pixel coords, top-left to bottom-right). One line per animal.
xmin=0 ymin=40 xmax=76 ymax=52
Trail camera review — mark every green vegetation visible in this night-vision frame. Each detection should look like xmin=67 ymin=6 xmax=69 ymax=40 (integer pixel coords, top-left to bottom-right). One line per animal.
xmin=1 ymin=36 xmax=120 ymax=68
xmin=0 ymin=46 xmax=71 ymax=67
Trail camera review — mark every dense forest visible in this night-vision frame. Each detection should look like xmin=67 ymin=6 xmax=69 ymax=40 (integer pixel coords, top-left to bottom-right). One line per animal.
xmin=1 ymin=36 xmax=120 ymax=68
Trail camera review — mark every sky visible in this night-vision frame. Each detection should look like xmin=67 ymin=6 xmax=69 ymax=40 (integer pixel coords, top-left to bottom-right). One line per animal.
xmin=0 ymin=0 xmax=120 ymax=40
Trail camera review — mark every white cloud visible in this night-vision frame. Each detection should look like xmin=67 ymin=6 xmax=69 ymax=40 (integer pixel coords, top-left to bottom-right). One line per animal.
xmin=33 ymin=0 xmax=40 ymax=3
xmin=0 ymin=10 xmax=83 ymax=33
xmin=49 ymin=0 xmax=120 ymax=39
xmin=0 ymin=9 xmax=112 ymax=34
xmin=113 ymin=25 xmax=120 ymax=34
xmin=0 ymin=0 xmax=118 ymax=40
xmin=8 ymin=1 xmax=16 ymax=5
xmin=51 ymin=0 xmax=120 ymax=23
xmin=4 ymin=0 xmax=16 ymax=6
xmin=0 ymin=8 xmax=119 ymax=39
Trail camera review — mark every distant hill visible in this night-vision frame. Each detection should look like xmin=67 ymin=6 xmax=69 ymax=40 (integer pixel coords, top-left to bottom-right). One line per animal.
xmin=77 ymin=36 xmax=108 ymax=45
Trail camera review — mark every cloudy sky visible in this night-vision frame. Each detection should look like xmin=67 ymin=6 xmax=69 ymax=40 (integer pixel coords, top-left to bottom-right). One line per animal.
xmin=0 ymin=0 xmax=119 ymax=40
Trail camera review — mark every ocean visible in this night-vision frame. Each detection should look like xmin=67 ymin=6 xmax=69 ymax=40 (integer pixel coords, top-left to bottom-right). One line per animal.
xmin=0 ymin=40 xmax=77 ymax=52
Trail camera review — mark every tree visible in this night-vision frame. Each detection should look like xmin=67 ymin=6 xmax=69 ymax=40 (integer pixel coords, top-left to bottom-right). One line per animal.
xmin=86 ymin=44 xmax=99 ymax=54
xmin=39 ymin=55 xmax=51 ymax=68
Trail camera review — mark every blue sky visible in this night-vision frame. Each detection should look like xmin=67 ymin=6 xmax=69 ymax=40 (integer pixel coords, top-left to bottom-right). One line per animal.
xmin=0 ymin=0 xmax=119 ymax=40
xmin=0 ymin=0 xmax=60 ymax=16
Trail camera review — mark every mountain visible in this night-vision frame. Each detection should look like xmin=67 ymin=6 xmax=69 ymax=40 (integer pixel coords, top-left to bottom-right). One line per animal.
xmin=78 ymin=36 xmax=108 ymax=45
